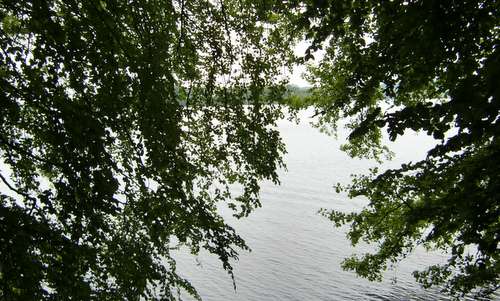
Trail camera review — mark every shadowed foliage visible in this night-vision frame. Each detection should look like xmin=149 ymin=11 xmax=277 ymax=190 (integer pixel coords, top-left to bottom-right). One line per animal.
xmin=2 ymin=0 xmax=499 ymax=299
xmin=0 ymin=0 xmax=296 ymax=299
xmin=291 ymin=0 xmax=499 ymax=298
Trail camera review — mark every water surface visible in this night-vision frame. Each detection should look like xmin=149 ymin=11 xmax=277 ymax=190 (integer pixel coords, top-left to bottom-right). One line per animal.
xmin=173 ymin=112 xmax=494 ymax=300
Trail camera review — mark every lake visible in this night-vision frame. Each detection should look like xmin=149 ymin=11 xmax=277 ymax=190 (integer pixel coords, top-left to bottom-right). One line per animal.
xmin=173 ymin=110 xmax=494 ymax=301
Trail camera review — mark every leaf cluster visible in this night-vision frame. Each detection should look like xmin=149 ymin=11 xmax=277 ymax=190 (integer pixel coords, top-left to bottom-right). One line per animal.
xmin=301 ymin=0 xmax=500 ymax=297
xmin=0 ymin=0 xmax=295 ymax=299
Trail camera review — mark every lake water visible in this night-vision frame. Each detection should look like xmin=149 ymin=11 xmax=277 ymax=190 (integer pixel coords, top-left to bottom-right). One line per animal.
xmin=173 ymin=111 xmax=494 ymax=300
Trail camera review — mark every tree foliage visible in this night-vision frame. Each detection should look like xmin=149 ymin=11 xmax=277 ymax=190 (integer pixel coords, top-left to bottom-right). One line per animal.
xmin=0 ymin=0 xmax=295 ymax=299
xmin=2 ymin=0 xmax=499 ymax=299
xmin=294 ymin=0 xmax=499 ymax=298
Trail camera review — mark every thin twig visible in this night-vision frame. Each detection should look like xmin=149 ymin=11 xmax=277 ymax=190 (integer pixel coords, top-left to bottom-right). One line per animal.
xmin=0 ymin=172 xmax=35 ymax=203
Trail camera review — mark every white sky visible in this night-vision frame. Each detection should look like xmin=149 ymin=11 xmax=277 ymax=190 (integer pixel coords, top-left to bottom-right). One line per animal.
xmin=289 ymin=64 xmax=310 ymax=87
xmin=288 ymin=40 xmax=324 ymax=87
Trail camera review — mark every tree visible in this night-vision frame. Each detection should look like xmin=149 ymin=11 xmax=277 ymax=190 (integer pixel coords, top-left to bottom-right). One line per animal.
xmin=0 ymin=0 xmax=295 ymax=299
xmin=293 ymin=0 xmax=499 ymax=298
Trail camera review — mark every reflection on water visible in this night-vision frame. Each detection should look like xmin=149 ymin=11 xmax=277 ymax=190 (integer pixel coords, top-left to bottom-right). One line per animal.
xmin=173 ymin=111 xmax=497 ymax=301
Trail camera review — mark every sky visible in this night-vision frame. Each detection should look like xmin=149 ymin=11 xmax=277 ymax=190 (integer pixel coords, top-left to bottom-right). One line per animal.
xmin=288 ymin=40 xmax=325 ymax=87
xmin=289 ymin=63 xmax=310 ymax=87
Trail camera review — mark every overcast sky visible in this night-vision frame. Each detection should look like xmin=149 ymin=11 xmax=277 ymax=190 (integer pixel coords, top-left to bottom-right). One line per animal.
xmin=288 ymin=40 xmax=325 ymax=87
